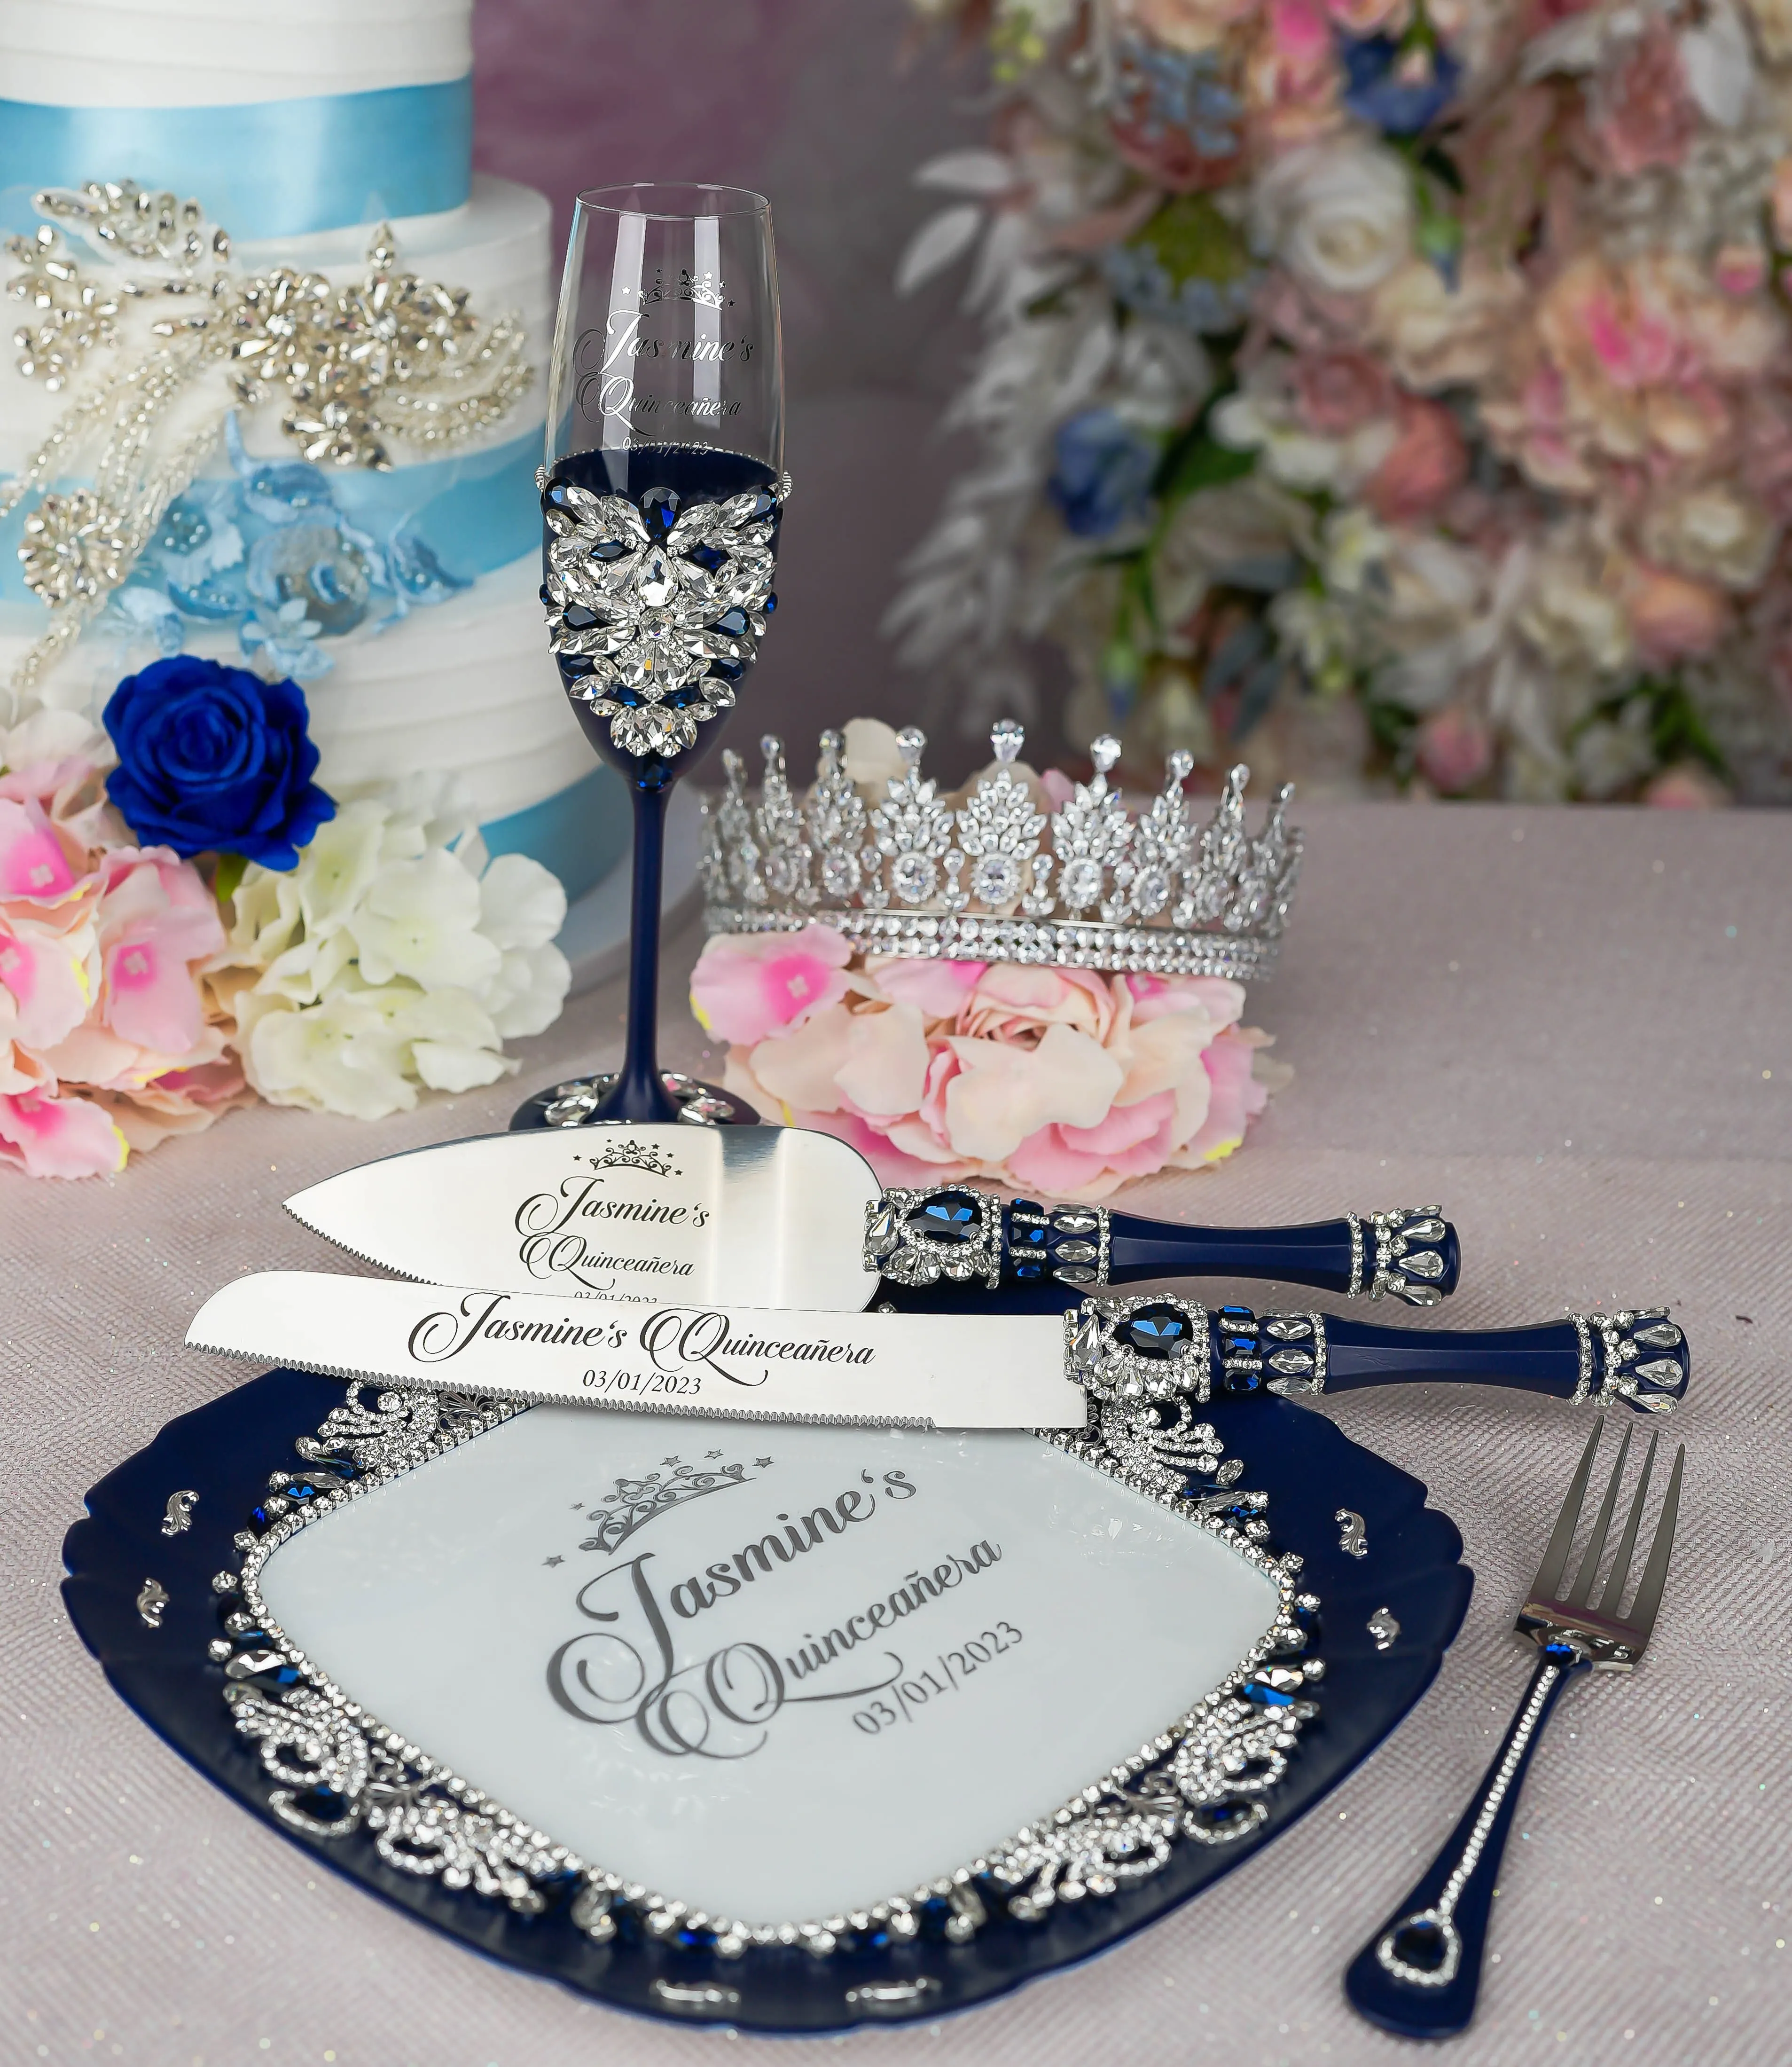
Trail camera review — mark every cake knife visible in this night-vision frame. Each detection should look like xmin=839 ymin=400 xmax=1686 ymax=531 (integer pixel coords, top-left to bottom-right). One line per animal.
xmin=283 ymin=1124 xmax=1461 ymax=1313
xmin=187 ymin=1272 xmax=1689 ymax=1423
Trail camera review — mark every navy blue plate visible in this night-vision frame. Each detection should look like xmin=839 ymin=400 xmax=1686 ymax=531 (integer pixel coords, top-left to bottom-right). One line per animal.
xmin=63 ymin=1372 xmax=1469 ymax=2034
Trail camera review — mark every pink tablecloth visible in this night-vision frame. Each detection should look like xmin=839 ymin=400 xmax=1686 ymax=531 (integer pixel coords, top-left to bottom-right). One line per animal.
xmin=4 ymin=800 xmax=1789 ymax=2067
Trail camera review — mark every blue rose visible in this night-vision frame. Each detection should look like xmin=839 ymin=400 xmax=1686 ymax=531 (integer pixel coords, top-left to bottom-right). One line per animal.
xmin=102 ymin=656 xmax=336 ymax=869
xmin=1339 ymin=35 xmax=1460 ymax=136
xmin=1048 ymin=409 xmax=1159 ymax=539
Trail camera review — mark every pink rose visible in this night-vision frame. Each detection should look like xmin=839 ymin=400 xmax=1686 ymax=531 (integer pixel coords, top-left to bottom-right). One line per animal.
xmin=1643 ymin=764 xmax=1731 ymax=807
xmin=1414 ymin=706 xmax=1495 ymax=794
xmin=1589 ymin=24 xmax=1697 ymax=179
xmin=689 ymin=923 xmax=855 ymax=1045
xmin=1365 ymin=398 xmax=1468 ymax=523
xmin=1627 ymin=561 xmax=1728 ymax=662
xmin=1291 ymin=350 xmax=1394 ymax=437
xmin=1775 ymin=159 xmax=1792 ymax=250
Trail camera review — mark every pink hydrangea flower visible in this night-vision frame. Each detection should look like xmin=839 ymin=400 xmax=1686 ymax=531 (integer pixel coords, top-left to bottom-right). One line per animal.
xmin=703 ymin=935 xmax=1283 ymax=1202
xmin=689 ymin=923 xmax=855 ymax=1045
xmin=0 ymin=1088 xmax=127 ymax=1180
xmin=0 ymin=726 xmax=250 ymax=1179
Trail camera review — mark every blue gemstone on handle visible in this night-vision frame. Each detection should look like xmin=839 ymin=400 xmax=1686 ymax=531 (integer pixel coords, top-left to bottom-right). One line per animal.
xmin=1014 ymin=1263 xmax=1044 ymax=1280
xmin=562 ymin=603 xmax=598 ymax=630
xmin=687 ymin=542 xmax=727 ymax=572
xmin=763 ymin=589 xmax=777 ymax=612
xmin=714 ymin=606 xmax=749 ymax=637
xmin=588 ymin=539 xmax=630 ymax=562
xmin=908 ymin=1192 xmax=981 ymax=1244
xmin=1010 ymin=1198 xmax=1041 ymax=1214
xmin=1125 ymin=1303 xmax=1195 ymax=1358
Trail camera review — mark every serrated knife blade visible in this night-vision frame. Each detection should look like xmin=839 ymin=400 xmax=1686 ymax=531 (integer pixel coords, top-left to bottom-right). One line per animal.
xmin=187 ymin=1272 xmax=1087 ymax=1431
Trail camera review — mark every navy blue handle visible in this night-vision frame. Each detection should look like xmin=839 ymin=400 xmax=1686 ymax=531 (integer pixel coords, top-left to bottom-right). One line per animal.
xmin=1106 ymin=1215 xmax=1370 ymax=1293
xmin=1345 ymin=1649 xmax=1589 ymax=2039
xmin=1320 ymin=1316 xmax=1580 ymax=1399
xmin=1000 ymin=1201 xmax=1458 ymax=1301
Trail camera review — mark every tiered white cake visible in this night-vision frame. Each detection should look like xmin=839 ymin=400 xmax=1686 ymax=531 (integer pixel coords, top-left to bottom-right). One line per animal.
xmin=0 ymin=0 xmax=624 ymax=897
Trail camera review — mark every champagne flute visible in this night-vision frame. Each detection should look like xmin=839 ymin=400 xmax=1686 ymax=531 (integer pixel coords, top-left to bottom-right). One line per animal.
xmin=514 ymin=183 xmax=787 ymax=1129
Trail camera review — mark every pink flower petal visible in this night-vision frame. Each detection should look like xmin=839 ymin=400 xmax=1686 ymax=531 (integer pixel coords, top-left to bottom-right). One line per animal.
xmin=939 ymin=1023 xmax=1122 ymax=1162
xmin=690 ymin=923 xmax=853 ymax=1044
xmin=865 ymin=956 xmax=986 ymax=1019
xmin=0 ymin=1089 xmax=128 ymax=1178
xmin=0 ymin=920 xmax=92 ymax=1050
xmin=1176 ymin=1027 xmax=1273 ymax=1167
xmin=0 ymin=797 xmax=81 ymax=903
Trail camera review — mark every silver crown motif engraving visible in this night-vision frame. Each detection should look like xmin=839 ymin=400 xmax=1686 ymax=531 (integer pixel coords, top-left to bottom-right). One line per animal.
xmin=700 ymin=725 xmax=1302 ymax=981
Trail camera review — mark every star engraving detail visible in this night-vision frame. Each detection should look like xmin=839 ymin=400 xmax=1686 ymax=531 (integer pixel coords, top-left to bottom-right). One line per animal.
xmin=543 ymin=1555 xmax=564 ymax=1567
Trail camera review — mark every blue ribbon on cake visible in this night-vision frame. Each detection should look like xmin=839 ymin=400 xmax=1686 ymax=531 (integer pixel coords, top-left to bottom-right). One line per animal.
xmin=0 ymin=427 xmax=540 ymax=611
xmin=0 ymin=76 xmax=471 ymax=239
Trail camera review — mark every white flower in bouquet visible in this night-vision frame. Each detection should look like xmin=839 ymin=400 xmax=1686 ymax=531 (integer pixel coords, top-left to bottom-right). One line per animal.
xmin=216 ymin=776 xmax=570 ymax=1120
xmin=1252 ymin=141 xmax=1415 ymax=297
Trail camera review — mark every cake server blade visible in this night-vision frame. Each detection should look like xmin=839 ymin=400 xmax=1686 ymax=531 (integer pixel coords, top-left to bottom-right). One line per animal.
xmin=186 ymin=1271 xmax=1087 ymax=1431
xmin=284 ymin=1124 xmax=882 ymax=1311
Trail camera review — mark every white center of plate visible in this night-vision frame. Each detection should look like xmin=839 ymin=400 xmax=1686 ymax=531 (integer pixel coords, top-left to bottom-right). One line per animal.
xmin=259 ymin=1407 xmax=1280 ymax=1922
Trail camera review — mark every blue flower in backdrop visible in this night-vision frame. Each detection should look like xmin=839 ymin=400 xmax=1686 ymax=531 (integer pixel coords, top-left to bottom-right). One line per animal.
xmin=1339 ymin=35 xmax=1461 ymax=136
xmin=102 ymin=656 xmax=336 ymax=869
xmin=1048 ymin=409 xmax=1159 ymax=539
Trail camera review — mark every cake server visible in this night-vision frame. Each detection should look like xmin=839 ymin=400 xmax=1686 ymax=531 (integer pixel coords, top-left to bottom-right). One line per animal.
xmin=188 ymin=1272 xmax=1689 ymax=1422
xmin=283 ymin=1123 xmax=1462 ymax=1313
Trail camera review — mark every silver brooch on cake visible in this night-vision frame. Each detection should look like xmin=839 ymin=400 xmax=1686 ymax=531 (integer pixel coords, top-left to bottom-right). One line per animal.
xmin=701 ymin=723 xmax=1302 ymax=982
xmin=2 ymin=180 xmax=532 ymax=695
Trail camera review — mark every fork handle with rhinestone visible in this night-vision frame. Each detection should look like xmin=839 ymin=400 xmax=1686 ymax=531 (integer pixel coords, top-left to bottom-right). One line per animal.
xmin=1344 ymin=1645 xmax=1591 ymax=2039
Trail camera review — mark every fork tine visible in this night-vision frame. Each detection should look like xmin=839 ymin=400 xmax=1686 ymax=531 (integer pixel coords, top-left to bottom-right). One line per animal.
xmin=1594 ymin=1431 xmax=1659 ymax=1619
xmin=1566 ymin=1423 xmax=1632 ymax=1607
xmin=1623 ymin=1443 xmax=1685 ymax=1639
xmin=1533 ymin=1417 xmax=1604 ymax=1601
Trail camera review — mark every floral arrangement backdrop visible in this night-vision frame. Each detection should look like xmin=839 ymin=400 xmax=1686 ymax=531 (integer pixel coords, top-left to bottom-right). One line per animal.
xmin=888 ymin=0 xmax=1792 ymax=802
xmin=0 ymin=660 xmax=570 ymax=1179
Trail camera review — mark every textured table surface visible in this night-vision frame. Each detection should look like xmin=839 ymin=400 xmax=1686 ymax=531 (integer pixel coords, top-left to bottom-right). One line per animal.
xmin=4 ymin=800 xmax=1789 ymax=2067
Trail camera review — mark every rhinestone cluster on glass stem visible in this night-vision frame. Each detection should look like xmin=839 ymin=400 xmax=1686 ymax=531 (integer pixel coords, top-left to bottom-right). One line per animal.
xmin=541 ymin=472 xmax=787 ymax=762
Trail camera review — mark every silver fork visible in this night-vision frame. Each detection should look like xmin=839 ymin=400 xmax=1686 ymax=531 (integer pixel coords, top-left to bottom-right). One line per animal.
xmin=1344 ymin=1417 xmax=1684 ymax=2040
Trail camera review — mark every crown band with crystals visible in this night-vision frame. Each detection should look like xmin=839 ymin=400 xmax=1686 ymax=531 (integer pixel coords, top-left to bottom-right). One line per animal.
xmin=699 ymin=723 xmax=1302 ymax=982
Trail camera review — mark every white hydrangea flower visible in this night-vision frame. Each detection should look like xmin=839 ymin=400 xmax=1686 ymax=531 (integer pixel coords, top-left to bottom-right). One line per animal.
xmin=219 ymin=777 xmax=571 ymax=1119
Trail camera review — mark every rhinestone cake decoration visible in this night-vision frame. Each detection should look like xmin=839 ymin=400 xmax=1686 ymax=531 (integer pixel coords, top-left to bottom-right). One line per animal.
xmin=540 ymin=471 xmax=788 ymax=760
xmin=3 ymin=180 xmax=532 ymax=694
xmin=702 ymin=723 xmax=1302 ymax=982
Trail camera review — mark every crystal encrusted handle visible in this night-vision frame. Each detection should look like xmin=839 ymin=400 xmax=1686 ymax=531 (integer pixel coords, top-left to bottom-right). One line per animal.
xmin=862 ymin=1187 xmax=1460 ymax=1302
xmin=1344 ymin=1650 xmax=1589 ymax=2039
xmin=1056 ymin=1300 xmax=1689 ymax=1411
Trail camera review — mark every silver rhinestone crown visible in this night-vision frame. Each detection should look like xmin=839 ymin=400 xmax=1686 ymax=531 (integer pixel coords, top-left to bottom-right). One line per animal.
xmin=700 ymin=722 xmax=1302 ymax=981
